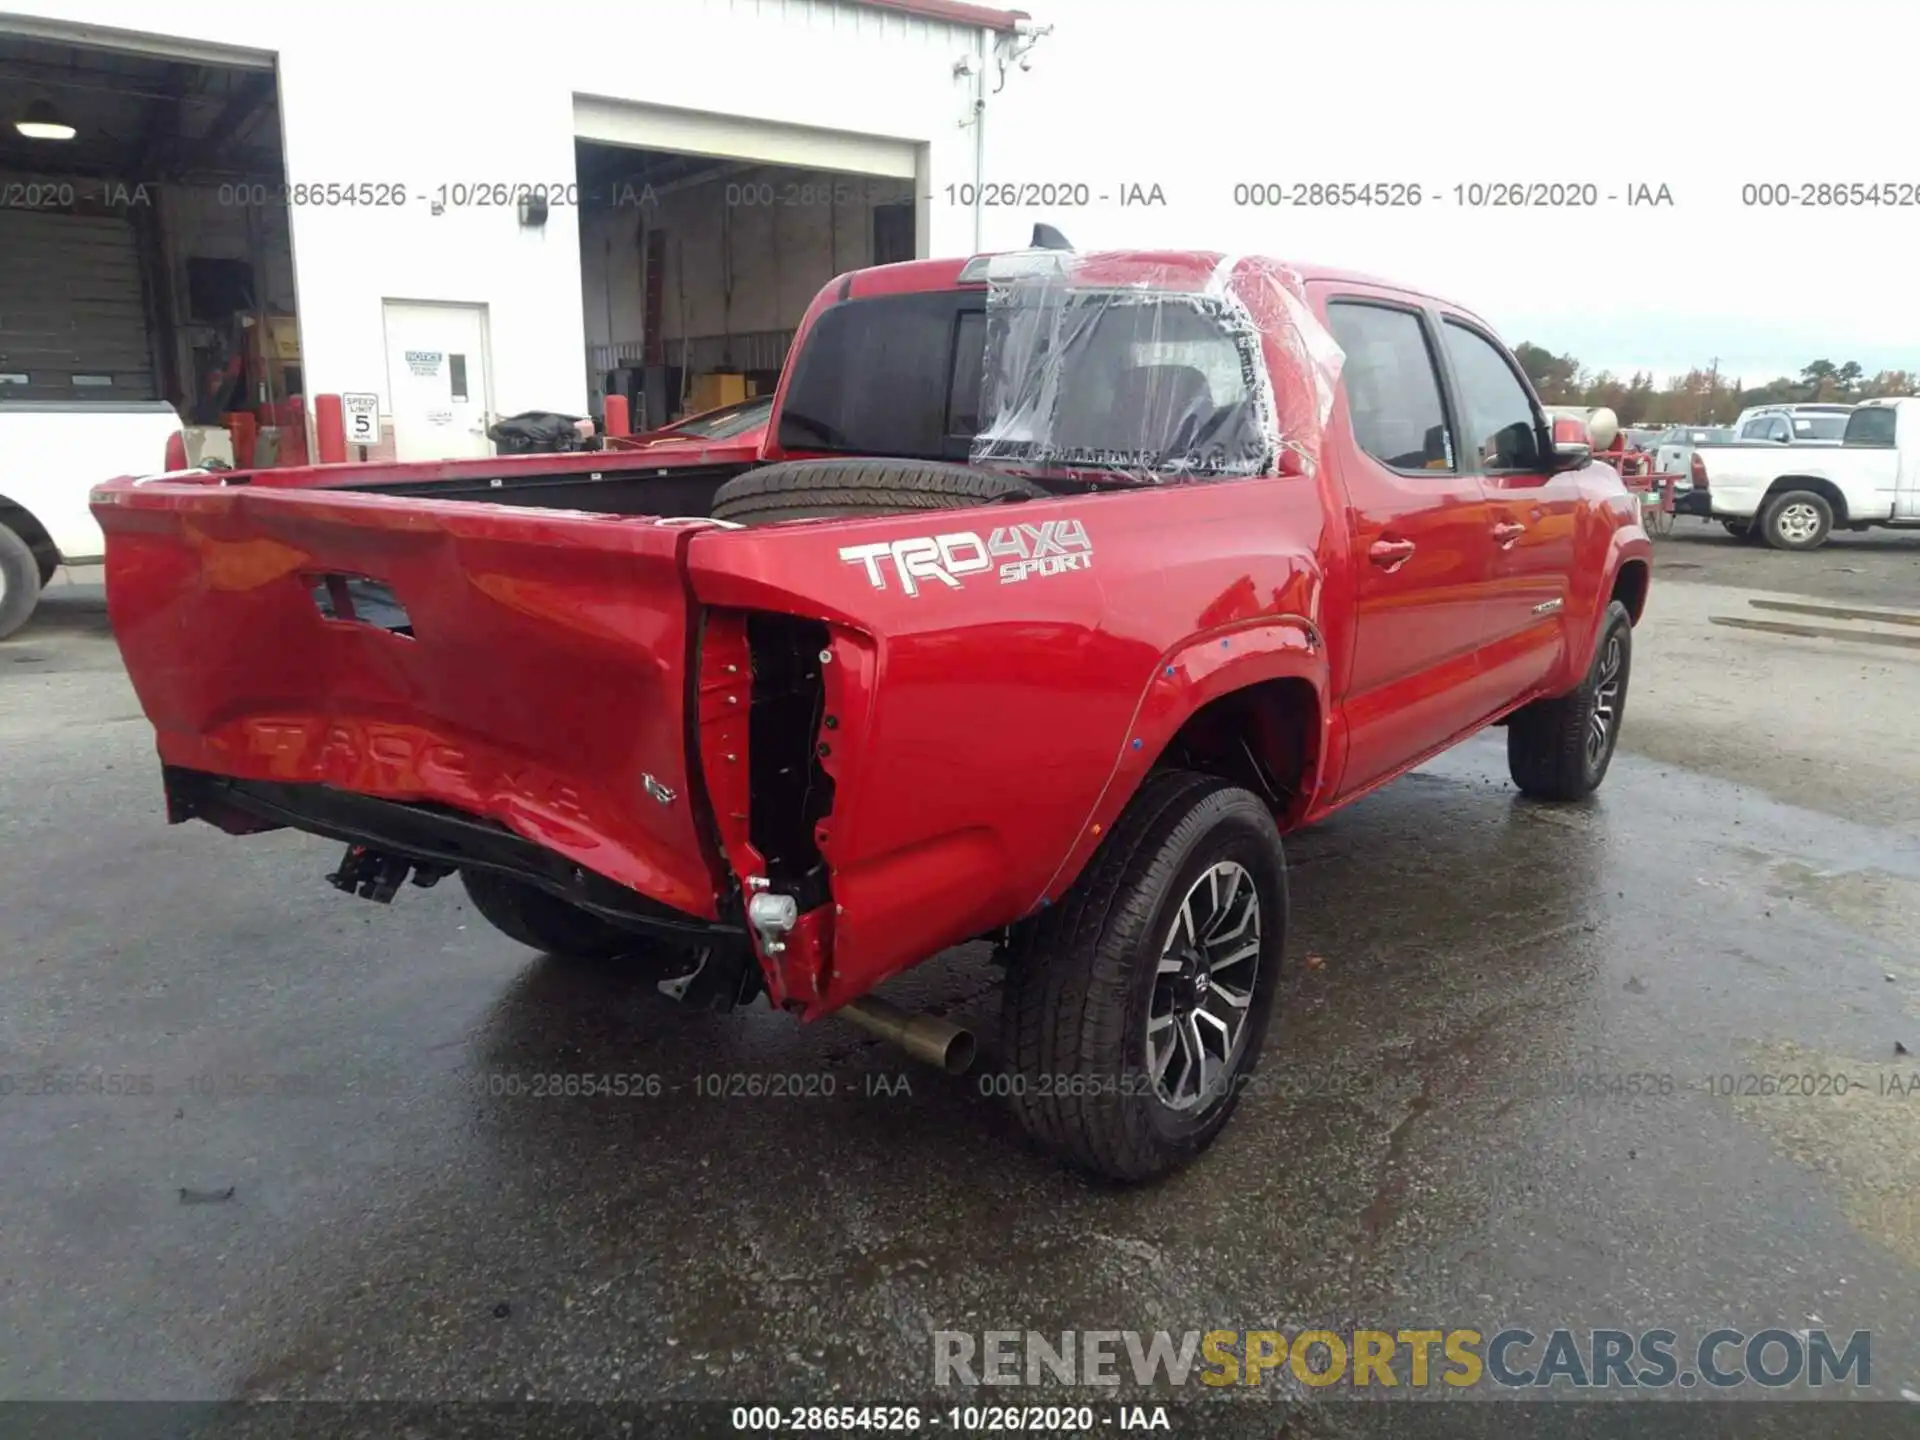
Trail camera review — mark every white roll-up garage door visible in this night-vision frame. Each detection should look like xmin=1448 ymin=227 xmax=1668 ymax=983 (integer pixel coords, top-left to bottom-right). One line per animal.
xmin=0 ymin=209 xmax=155 ymax=402
xmin=573 ymin=97 xmax=918 ymax=179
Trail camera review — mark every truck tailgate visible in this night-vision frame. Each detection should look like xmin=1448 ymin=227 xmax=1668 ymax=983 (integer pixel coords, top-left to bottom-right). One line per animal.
xmin=93 ymin=480 xmax=722 ymax=919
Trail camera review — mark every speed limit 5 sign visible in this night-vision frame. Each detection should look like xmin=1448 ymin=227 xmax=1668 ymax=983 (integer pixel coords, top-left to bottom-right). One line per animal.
xmin=342 ymin=393 xmax=380 ymax=446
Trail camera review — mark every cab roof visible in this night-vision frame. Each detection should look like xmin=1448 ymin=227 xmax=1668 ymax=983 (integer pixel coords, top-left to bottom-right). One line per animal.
xmin=842 ymin=250 xmax=1475 ymax=315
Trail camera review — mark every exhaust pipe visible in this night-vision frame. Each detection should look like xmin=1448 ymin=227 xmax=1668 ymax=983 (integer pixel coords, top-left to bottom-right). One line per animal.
xmin=838 ymin=996 xmax=976 ymax=1074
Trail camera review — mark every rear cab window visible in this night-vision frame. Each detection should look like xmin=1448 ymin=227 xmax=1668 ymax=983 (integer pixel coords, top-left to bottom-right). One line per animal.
xmin=1844 ymin=406 xmax=1899 ymax=447
xmin=779 ymin=285 xmax=1273 ymax=479
xmin=776 ymin=290 xmax=987 ymax=463
xmin=972 ymin=287 xmax=1273 ymax=480
xmin=1323 ymin=301 xmax=1454 ymax=472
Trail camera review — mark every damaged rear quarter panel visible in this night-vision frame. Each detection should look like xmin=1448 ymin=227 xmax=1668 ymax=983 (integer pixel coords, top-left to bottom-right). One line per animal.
xmin=686 ymin=478 xmax=1331 ymax=1011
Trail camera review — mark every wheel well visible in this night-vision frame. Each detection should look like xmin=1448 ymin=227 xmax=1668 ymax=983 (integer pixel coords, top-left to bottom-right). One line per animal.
xmin=1611 ymin=558 xmax=1649 ymax=624
xmin=0 ymin=499 xmax=61 ymax=584
xmin=1762 ymin=475 xmax=1847 ymax=525
xmin=1155 ymin=678 xmax=1320 ymax=827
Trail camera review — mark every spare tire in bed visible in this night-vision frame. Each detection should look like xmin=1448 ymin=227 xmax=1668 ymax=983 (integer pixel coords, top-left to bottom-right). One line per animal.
xmin=709 ymin=458 xmax=1046 ymax=526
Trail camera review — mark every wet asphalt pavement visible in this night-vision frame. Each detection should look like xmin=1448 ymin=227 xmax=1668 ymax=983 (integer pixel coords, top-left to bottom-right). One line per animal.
xmin=5 ymin=561 xmax=1920 ymax=1430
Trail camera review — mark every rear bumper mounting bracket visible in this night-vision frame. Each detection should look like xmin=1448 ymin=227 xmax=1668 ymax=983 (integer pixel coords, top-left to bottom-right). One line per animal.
xmin=325 ymin=843 xmax=452 ymax=904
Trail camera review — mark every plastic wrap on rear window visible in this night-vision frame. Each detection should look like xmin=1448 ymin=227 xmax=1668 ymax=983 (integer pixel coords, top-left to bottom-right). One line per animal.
xmin=970 ymin=253 xmax=1344 ymax=483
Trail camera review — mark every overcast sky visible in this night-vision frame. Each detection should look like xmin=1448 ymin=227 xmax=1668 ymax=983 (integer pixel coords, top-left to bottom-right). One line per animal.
xmin=978 ymin=0 xmax=1919 ymax=385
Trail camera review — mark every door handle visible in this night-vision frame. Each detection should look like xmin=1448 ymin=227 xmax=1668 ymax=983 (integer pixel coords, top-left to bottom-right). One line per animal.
xmin=1492 ymin=521 xmax=1526 ymax=547
xmin=1368 ymin=538 xmax=1416 ymax=571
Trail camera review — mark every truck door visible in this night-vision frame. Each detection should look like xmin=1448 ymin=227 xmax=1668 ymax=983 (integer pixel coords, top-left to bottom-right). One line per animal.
xmin=1320 ymin=296 xmax=1500 ymax=798
xmin=1435 ymin=317 xmax=1576 ymax=700
xmin=1896 ymin=405 xmax=1920 ymax=520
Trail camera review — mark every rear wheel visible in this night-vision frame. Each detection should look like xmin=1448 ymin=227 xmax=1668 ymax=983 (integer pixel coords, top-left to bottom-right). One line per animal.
xmin=460 ymin=870 xmax=676 ymax=968
xmin=0 ymin=523 xmax=43 ymax=641
xmin=1507 ymin=600 xmax=1632 ymax=801
xmin=1759 ymin=489 xmax=1834 ymax=551
xmin=710 ymin=458 xmax=1045 ymax=526
xmin=1001 ymin=770 xmax=1287 ymax=1183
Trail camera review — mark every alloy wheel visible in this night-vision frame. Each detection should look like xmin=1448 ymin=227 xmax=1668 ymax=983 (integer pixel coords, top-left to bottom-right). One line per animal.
xmin=1146 ymin=860 xmax=1261 ymax=1111
xmin=1587 ymin=633 xmax=1624 ymax=768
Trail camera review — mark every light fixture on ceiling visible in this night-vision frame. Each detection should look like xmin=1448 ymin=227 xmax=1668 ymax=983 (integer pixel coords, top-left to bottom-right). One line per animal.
xmin=16 ymin=99 xmax=77 ymax=141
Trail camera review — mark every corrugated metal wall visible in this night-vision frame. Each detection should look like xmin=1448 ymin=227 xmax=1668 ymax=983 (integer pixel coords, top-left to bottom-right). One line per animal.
xmin=0 ymin=208 xmax=155 ymax=402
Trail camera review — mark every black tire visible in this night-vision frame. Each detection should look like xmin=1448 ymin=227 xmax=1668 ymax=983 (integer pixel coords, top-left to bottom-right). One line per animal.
xmin=1721 ymin=518 xmax=1753 ymax=539
xmin=710 ymin=457 xmax=1045 ymax=526
xmin=1001 ymin=770 xmax=1287 ymax=1183
xmin=1507 ymin=600 xmax=1632 ymax=802
xmin=0 ymin=523 xmax=44 ymax=641
xmin=460 ymin=869 xmax=670 ymax=966
xmin=1759 ymin=488 xmax=1833 ymax=550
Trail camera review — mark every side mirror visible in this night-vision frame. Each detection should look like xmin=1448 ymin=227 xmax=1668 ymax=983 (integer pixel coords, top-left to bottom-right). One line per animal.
xmin=1551 ymin=415 xmax=1590 ymax=447
xmin=1550 ymin=440 xmax=1593 ymax=472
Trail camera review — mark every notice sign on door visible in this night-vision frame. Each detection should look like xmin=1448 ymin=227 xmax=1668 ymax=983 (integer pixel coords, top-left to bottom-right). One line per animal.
xmin=406 ymin=350 xmax=443 ymax=378
xmin=342 ymin=393 xmax=380 ymax=445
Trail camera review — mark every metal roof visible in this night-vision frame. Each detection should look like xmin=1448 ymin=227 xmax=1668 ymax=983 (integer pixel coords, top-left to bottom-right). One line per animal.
xmin=849 ymin=0 xmax=1032 ymax=32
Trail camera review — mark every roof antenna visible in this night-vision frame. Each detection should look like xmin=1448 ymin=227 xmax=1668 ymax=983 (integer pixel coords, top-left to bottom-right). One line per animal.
xmin=1030 ymin=223 xmax=1072 ymax=251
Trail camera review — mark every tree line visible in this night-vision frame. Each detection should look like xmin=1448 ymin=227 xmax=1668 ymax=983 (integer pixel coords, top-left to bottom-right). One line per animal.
xmin=1512 ymin=343 xmax=1918 ymax=426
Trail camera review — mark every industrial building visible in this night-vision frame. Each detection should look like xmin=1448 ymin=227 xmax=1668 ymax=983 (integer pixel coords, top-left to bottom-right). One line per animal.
xmin=0 ymin=0 xmax=1042 ymax=461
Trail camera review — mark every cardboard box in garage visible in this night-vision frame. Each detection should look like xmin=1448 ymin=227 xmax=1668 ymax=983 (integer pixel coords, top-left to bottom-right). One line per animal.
xmin=688 ymin=372 xmax=747 ymax=414
xmin=245 ymin=315 xmax=301 ymax=364
xmin=263 ymin=315 xmax=301 ymax=361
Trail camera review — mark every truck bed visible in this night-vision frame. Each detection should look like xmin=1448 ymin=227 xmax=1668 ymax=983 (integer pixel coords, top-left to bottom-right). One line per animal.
xmin=259 ymin=447 xmax=758 ymax=519
xmin=340 ymin=459 xmax=750 ymax=518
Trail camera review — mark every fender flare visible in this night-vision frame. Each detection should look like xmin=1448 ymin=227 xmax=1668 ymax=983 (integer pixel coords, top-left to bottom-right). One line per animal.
xmin=1758 ymin=472 xmax=1854 ymax=525
xmin=1566 ymin=531 xmax=1652 ymax=684
xmin=1027 ymin=613 xmax=1330 ymax=910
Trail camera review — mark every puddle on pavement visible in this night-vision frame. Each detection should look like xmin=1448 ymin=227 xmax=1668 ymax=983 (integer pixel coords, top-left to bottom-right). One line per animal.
xmin=1764 ymin=861 xmax=1920 ymax=977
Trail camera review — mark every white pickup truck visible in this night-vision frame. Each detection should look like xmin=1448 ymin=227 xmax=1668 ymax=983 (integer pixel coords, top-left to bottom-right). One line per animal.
xmin=0 ymin=401 xmax=185 ymax=638
xmin=1677 ymin=397 xmax=1920 ymax=549
xmin=1654 ymin=424 xmax=1732 ymax=476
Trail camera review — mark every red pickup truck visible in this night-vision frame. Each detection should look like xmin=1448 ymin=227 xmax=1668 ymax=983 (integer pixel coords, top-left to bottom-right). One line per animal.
xmin=93 ymin=246 xmax=1650 ymax=1181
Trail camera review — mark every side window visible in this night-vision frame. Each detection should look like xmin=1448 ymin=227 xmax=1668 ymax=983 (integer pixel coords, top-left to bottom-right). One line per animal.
xmin=1740 ymin=418 xmax=1769 ymax=441
xmin=1324 ymin=301 xmax=1453 ymax=471
xmin=1768 ymin=418 xmax=1791 ymax=442
xmin=1440 ymin=321 xmax=1543 ymax=471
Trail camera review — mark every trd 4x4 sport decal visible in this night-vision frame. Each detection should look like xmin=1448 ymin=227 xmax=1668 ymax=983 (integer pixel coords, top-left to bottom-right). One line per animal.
xmin=839 ymin=520 xmax=1092 ymax=597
